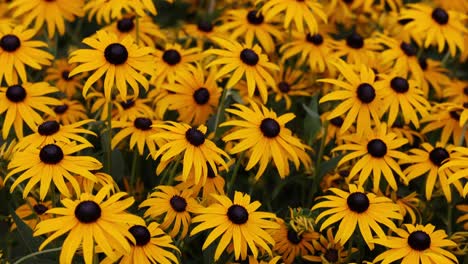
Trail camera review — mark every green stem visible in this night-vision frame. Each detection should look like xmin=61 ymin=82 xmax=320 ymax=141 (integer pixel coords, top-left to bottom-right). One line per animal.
xmin=314 ymin=122 xmax=328 ymax=180
xmin=228 ymin=152 xmax=244 ymax=196
xmin=447 ymin=203 xmax=453 ymax=235
xmin=213 ymin=88 xmax=228 ymax=138
xmin=345 ymin=234 xmax=355 ymax=263
xmin=13 ymin=247 xmax=62 ymax=264
xmin=130 ymin=149 xmax=139 ymax=188
xmin=106 ymin=101 xmax=113 ymax=174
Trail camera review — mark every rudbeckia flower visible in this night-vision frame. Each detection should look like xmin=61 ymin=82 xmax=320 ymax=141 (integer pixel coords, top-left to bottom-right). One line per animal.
xmin=191 ymin=191 xmax=279 ymax=261
xmin=312 ymin=184 xmax=402 ymax=249
xmin=334 ymin=124 xmax=409 ymax=192
xmin=271 ymin=65 xmax=314 ymax=109
xmin=183 ymin=19 xmax=223 ymax=45
xmin=140 ymin=185 xmax=199 ymax=238
xmin=206 ymin=37 xmax=279 ymax=103
xmin=45 ymin=59 xmax=85 ymax=98
xmin=399 ymin=4 xmax=467 ymax=56
xmin=33 ymin=187 xmax=145 ymax=264
xmin=331 ymin=32 xmax=380 ymax=65
xmin=442 ymin=146 xmax=468 ymax=197
xmin=151 ymin=122 xmax=229 ymax=184
xmin=418 ymin=57 xmax=450 ymax=98
xmin=221 ymin=102 xmax=311 ymax=179
xmin=304 ymin=228 xmax=355 ymax=263
xmin=5 ymin=142 xmax=102 ymax=200
xmin=84 ymin=0 xmax=164 ymax=24
xmin=113 ymin=97 xmax=156 ymax=121
xmin=421 ymin=103 xmax=468 ymax=145
xmin=9 ymin=0 xmax=84 ymax=38
xmin=101 ymin=222 xmax=179 ymax=264
xmin=69 ymin=30 xmax=154 ymax=100
xmin=0 ymin=82 xmax=61 ymax=139
xmin=0 ymin=26 xmax=53 ymax=84
xmin=373 ymin=224 xmax=458 ymax=264
xmin=112 ymin=116 xmax=163 ymax=155
xmin=51 ymin=99 xmax=88 ymax=125
xmin=12 ymin=197 xmax=52 ymax=230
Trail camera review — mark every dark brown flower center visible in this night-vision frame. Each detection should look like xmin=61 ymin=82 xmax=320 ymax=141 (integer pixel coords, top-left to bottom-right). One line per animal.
xmin=278 ymin=81 xmax=290 ymax=93
xmin=75 ymin=201 xmax=101 ymax=223
xmin=247 ymin=10 xmax=264 ymax=25
xmin=356 ymin=83 xmax=376 ymax=103
xmin=390 ymin=77 xmax=409 ymax=93
xmin=54 ymin=104 xmax=68 ymax=114
xmin=0 ymin=34 xmax=21 ymax=52
xmin=197 ymin=20 xmax=213 ymax=32
xmin=400 ymin=42 xmax=417 ymax=57
xmin=6 ymin=85 xmax=26 ymax=102
xmin=347 ymin=192 xmax=369 ymax=213
xmin=193 ymin=87 xmax=210 ymax=105
xmin=134 ymin=117 xmax=152 ymax=130
xmin=260 ymin=118 xmax=280 ymax=138
xmin=162 ymin=49 xmax=181 ymax=65
xmin=129 ymin=225 xmax=151 ymax=246
xmin=104 ymin=43 xmax=128 ymax=65
xmin=170 ymin=195 xmax=187 ymax=212
xmin=185 ymin=128 xmax=205 ymax=146
xmin=39 ymin=144 xmax=64 ymax=164
xmin=346 ymin=32 xmax=364 ymax=49
xmin=61 ymin=70 xmax=73 ymax=81
xmin=431 ymin=8 xmax=449 ymax=25
xmin=324 ymin=249 xmax=339 ymax=262
xmin=408 ymin=231 xmax=431 ymax=251
xmin=120 ymin=100 xmax=135 ymax=109
xmin=429 ymin=147 xmax=449 ymax=166
xmin=227 ymin=205 xmax=249 ymax=224
xmin=287 ymin=229 xmax=302 ymax=244
xmin=117 ymin=17 xmax=135 ymax=33
xmin=33 ymin=204 xmax=48 ymax=215
xmin=38 ymin=120 xmax=60 ymax=136
xmin=306 ymin=33 xmax=323 ymax=45
xmin=240 ymin=49 xmax=259 ymax=66
xmin=367 ymin=139 xmax=387 ymax=158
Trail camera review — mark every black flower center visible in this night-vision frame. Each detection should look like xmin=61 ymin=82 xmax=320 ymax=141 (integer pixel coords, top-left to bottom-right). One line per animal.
xmin=343 ymin=0 xmax=354 ymax=4
xmin=6 ymin=85 xmax=26 ymax=102
xmin=431 ymin=8 xmax=449 ymax=25
xmin=346 ymin=32 xmax=364 ymax=49
xmin=61 ymin=70 xmax=73 ymax=81
xmin=390 ymin=77 xmax=409 ymax=93
xmin=429 ymin=147 xmax=449 ymax=166
xmin=287 ymin=229 xmax=302 ymax=244
xmin=330 ymin=117 xmax=344 ymax=127
xmin=120 ymin=100 xmax=135 ymax=109
xmin=162 ymin=49 xmax=182 ymax=66
xmin=398 ymin=18 xmax=413 ymax=25
xmin=134 ymin=117 xmax=152 ymax=131
xmin=185 ymin=128 xmax=205 ymax=146
xmin=418 ymin=57 xmax=428 ymax=70
xmin=197 ymin=20 xmax=213 ymax=32
xmin=129 ymin=225 xmax=151 ymax=246
xmin=74 ymin=201 xmax=101 ymax=223
xmin=54 ymin=104 xmax=68 ymax=114
xmin=240 ymin=49 xmax=259 ymax=66
xmin=278 ymin=81 xmax=290 ymax=93
xmin=117 ymin=17 xmax=135 ymax=33
xmin=227 ymin=205 xmax=249 ymax=224
xmin=193 ymin=87 xmax=210 ymax=105
xmin=38 ymin=120 xmax=60 ymax=136
xmin=0 ymin=34 xmax=21 ymax=52
xmin=33 ymin=204 xmax=48 ymax=215
xmin=306 ymin=33 xmax=323 ymax=45
xmin=170 ymin=195 xmax=187 ymax=212
xmin=339 ymin=170 xmax=349 ymax=177
xmin=450 ymin=111 xmax=461 ymax=121
xmin=367 ymin=139 xmax=387 ymax=158
xmin=408 ymin=231 xmax=431 ymax=251
xmin=260 ymin=118 xmax=280 ymax=138
xmin=324 ymin=249 xmax=339 ymax=262
xmin=39 ymin=144 xmax=64 ymax=164
xmin=247 ymin=10 xmax=264 ymax=25
xmin=400 ymin=42 xmax=417 ymax=57
xmin=356 ymin=83 xmax=376 ymax=103
xmin=347 ymin=192 xmax=370 ymax=213
xmin=104 ymin=43 xmax=128 ymax=65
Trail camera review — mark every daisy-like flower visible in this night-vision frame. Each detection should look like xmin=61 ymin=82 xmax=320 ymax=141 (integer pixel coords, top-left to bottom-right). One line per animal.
xmin=0 ymin=82 xmax=60 ymax=139
xmin=334 ymin=124 xmax=409 ymax=192
xmin=0 ymin=26 xmax=53 ymax=84
xmin=206 ymin=37 xmax=279 ymax=103
xmin=160 ymin=66 xmax=221 ymax=125
xmin=140 ymin=185 xmax=198 ymax=238
xmin=443 ymin=79 xmax=468 ymax=105
xmin=84 ymin=0 xmax=162 ymax=24
xmin=69 ymin=30 xmax=154 ymax=100
xmin=418 ymin=57 xmax=451 ymax=98
xmin=51 ymin=99 xmax=88 ymax=125
xmin=399 ymin=4 xmax=467 ymax=56
xmin=112 ymin=117 xmax=163 ymax=155
xmin=259 ymin=0 xmax=327 ymax=34
xmin=113 ymin=97 xmax=156 ymax=121
xmin=373 ymin=224 xmax=458 ymax=264
xmin=217 ymin=9 xmax=284 ymax=53
xmin=312 ymin=184 xmax=402 ymax=249
xmin=34 ymin=187 xmax=145 ymax=264
xmin=319 ymin=59 xmax=383 ymax=136
xmin=151 ymin=122 xmax=229 ymax=184
xmin=183 ymin=19 xmax=223 ymax=45
xmin=12 ymin=197 xmax=51 ymax=230
xmin=331 ymin=32 xmax=381 ymax=65
xmin=387 ymin=190 xmax=421 ymax=225
xmin=9 ymin=0 xmax=84 ymax=38
xmin=5 ymin=142 xmax=102 ymax=200
xmin=378 ymin=73 xmax=430 ymax=128
xmin=15 ymin=119 xmax=95 ymax=150
xmin=280 ymin=31 xmax=333 ymax=73
xmin=45 ymin=59 xmax=84 ymax=98
xmin=221 ymin=102 xmax=311 ymax=179
xmin=151 ymin=43 xmax=201 ymax=88
xmin=101 ymin=222 xmax=179 ymax=264
xmin=271 ymin=65 xmax=313 ymax=109
xmin=421 ymin=103 xmax=468 ymax=145
xmin=191 ymin=191 xmax=279 ymax=261
xmin=304 ymin=228 xmax=355 ymax=263
xmin=439 ymin=146 xmax=468 ymax=197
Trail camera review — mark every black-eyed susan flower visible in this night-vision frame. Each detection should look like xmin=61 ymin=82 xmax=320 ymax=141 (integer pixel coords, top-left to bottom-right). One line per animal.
xmin=418 ymin=57 xmax=451 ymax=98
xmin=51 ymin=99 xmax=88 ymax=125
xmin=373 ymin=224 xmax=458 ymax=264
xmin=259 ymin=0 xmax=327 ymax=34
xmin=217 ymin=9 xmax=284 ymax=53
xmin=101 ymin=222 xmax=179 ymax=264
xmin=12 ymin=197 xmax=51 ymax=230
xmin=443 ymin=79 xmax=468 ymax=105
xmin=74 ymin=172 xmax=118 ymax=195
xmin=45 ymin=59 xmax=84 ymax=98
xmin=399 ymin=4 xmax=467 ymax=56
xmin=84 ymin=0 xmax=162 ymax=24
xmin=112 ymin=117 xmax=163 ymax=155
xmin=0 ymin=26 xmax=53 ymax=84
xmin=5 ymin=142 xmax=102 ymax=200
xmin=319 ymin=59 xmax=383 ymax=136
xmin=378 ymin=73 xmax=430 ymax=128
xmin=15 ymin=119 xmax=95 ymax=150
xmin=421 ymin=103 xmax=468 ymax=145
xmin=271 ymin=65 xmax=313 ymax=109
xmin=334 ymin=124 xmax=408 ymax=192
xmin=439 ymin=146 xmax=468 ymax=197
xmin=69 ymin=30 xmax=154 ymax=100
xmin=191 ymin=191 xmax=279 ymax=261
xmin=160 ymin=66 xmax=221 ymax=125
xmin=312 ymin=184 xmax=402 ymax=249
xmin=34 ymin=187 xmax=145 ymax=264
xmin=206 ymin=37 xmax=279 ymax=103
xmin=231 ymin=256 xmax=283 ymax=264
xmin=151 ymin=122 xmax=229 ymax=184
xmin=331 ymin=32 xmax=380 ymax=65
xmin=182 ymin=20 xmax=223 ymax=45
xmin=221 ymin=102 xmax=311 ymax=180
xmin=304 ymin=228 xmax=355 ymax=263
xmin=387 ymin=190 xmax=421 ymax=225
xmin=0 ymin=82 xmax=60 ymax=139
xmin=113 ymin=97 xmax=156 ymax=121
xmin=140 ymin=185 xmax=198 ymax=238
xmin=9 ymin=0 xmax=84 ymax=38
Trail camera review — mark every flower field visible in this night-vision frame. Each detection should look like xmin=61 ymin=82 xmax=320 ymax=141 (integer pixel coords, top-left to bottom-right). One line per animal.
xmin=0 ymin=0 xmax=467 ymax=263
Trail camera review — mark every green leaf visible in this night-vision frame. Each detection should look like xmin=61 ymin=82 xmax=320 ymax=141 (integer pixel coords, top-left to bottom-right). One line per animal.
xmin=9 ymin=206 xmax=44 ymax=254
xmin=303 ymin=97 xmax=322 ymax=144
xmin=317 ymin=155 xmax=343 ymax=180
